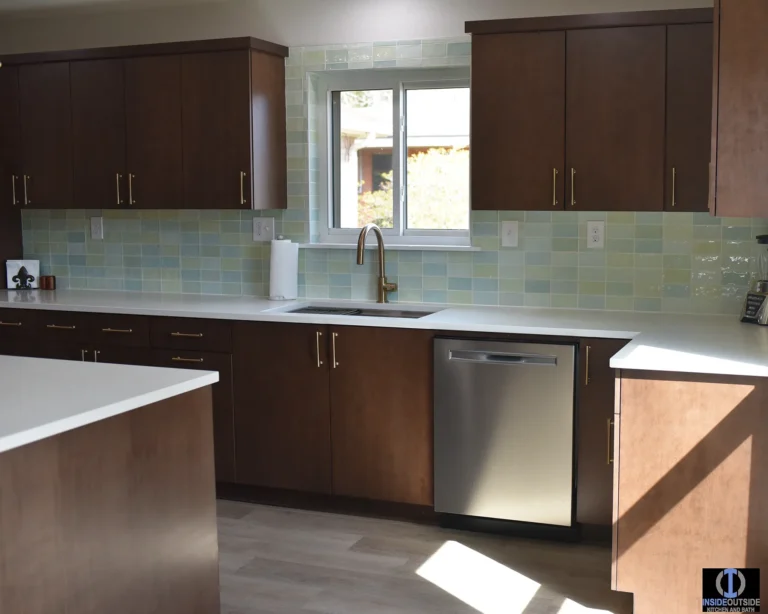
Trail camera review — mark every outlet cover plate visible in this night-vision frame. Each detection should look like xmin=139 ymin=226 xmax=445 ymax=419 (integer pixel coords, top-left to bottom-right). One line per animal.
xmin=501 ymin=221 xmax=519 ymax=248
xmin=253 ymin=218 xmax=275 ymax=242
xmin=90 ymin=217 xmax=104 ymax=241
xmin=587 ymin=221 xmax=605 ymax=249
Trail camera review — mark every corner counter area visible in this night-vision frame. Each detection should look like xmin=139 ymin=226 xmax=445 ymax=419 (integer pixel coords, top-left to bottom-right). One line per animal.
xmin=0 ymin=354 xmax=221 ymax=614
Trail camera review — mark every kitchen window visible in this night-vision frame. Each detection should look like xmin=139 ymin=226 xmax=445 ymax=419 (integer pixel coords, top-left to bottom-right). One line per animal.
xmin=316 ymin=68 xmax=471 ymax=246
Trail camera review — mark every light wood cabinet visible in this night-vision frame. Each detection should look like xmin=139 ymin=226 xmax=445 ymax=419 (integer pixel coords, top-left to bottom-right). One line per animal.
xmin=710 ymin=0 xmax=768 ymax=217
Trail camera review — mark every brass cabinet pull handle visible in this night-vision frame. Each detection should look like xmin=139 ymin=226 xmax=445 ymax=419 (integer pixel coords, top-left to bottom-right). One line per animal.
xmin=316 ymin=331 xmax=324 ymax=368
xmin=671 ymin=167 xmax=677 ymax=208
xmin=102 ymin=328 xmax=133 ymax=334
xmin=11 ymin=175 xmax=18 ymax=206
xmin=0 ymin=321 xmax=22 ymax=327
xmin=607 ymin=417 xmax=615 ymax=465
xmin=240 ymin=171 xmax=246 ymax=205
xmin=116 ymin=173 xmax=123 ymax=205
xmin=570 ymin=168 xmax=576 ymax=207
xmin=94 ymin=350 xmax=100 ymax=363
xmin=23 ymin=175 xmax=29 ymax=205
xmin=128 ymin=173 xmax=135 ymax=205
xmin=172 ymin=357 xmax=204 ymax=363
xmin=585 ymin=345 xmax=591 ymax=386
xmin=47 ymin=324 xmax=76 ymax=330
xmin=332 ymin=332 xmax=339 ymax=368
xmin=171 ymin=332 xmax=204 ymax=338
xmin=552 ymin=168 xmax=559 ymax=207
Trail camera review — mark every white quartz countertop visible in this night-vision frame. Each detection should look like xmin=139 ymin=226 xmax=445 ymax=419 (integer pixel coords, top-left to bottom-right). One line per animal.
xmin=0 ymin=354 xmax=218 ymax=454
xmin=2 ymin=289 xmax=768 ymax=378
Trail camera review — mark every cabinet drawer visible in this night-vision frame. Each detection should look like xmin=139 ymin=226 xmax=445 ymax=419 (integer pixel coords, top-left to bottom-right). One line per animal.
xmin=34 ymin=310 xmax=87 ymax=345
xmin=84 ymin=313 xmax=150 ymax=348
xmin=150 ymin=317 xmax=232 ymax=353
xmin=0 ymin=309 xmax=36 ymax=345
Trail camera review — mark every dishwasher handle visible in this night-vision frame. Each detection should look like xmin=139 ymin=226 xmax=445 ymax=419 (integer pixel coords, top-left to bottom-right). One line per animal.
xmin=448 ymin=349 xmax=558 ymax=367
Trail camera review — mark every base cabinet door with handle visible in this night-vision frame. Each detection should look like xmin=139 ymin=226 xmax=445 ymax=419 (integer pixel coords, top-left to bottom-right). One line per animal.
xmin=577 ymin=338 xmax=627 ymax=529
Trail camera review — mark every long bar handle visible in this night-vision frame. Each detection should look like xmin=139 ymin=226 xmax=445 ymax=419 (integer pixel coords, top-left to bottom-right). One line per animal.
xmin=116 ymin=173 xmax=123 ymax=205
xmin=172 ymin=356 xmax=204 ymax=364
xmin=607 ymin=417 xmax=615 ymax=465
xmin=22 ymin=175 xmax=29 ymax=205
xmin=332 ymin=332 xmax=339 ymax=368
xmin=570 ymin=168 xmax=576 ymax=207
xmin=128 ymin=173 xmax=135 ymax=205
xmin=449 ymin=350 xmax=557 ymax=367
xmin=46 ymin=324 xmax=76 ymax=330
xmin=81 ymin=349 xmax=87 ymax=361
xmin=171 ymin=332 xmax=204 ymax=338
xmin=316 ymin=331 xmax=324 ymax=368
xmin=585 ymin=345 xmax=591 ymax=386
xmin=552 ymin=168 xmax=559 ymax=207
xmin=0 ymin=321 xmax=22 ymax=327
xmin=671 ymin=167 xmax=677 ymax=208
xmin=11 ymin=175 xmax=18 ymax=206
xmin=102 ymin=328 xmax=133 ymax=334
xmin=240 ymin=171 xmax=247 ymax=205
xmin=94 ymin=350 xmax=101 ymax=363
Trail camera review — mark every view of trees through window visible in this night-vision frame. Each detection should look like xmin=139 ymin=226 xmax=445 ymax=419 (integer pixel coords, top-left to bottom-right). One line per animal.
xmin=335 ymin=86 xmax=470 ymax=233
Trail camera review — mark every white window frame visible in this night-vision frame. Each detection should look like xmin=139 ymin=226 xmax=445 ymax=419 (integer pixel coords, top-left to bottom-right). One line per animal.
xmin=315 ymin=67 xmax=471 ymax=247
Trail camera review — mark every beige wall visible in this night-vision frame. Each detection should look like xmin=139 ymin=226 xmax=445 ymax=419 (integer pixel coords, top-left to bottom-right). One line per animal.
xmin=0 ymin=0 xmax=712 ymax=53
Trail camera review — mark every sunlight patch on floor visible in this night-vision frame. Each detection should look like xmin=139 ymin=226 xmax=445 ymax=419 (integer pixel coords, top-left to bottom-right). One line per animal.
xmin=417 ymin=540 xmax=616 ymax=614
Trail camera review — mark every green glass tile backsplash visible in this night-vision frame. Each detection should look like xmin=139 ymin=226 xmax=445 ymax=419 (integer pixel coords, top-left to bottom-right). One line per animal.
xmin=18 ymin=36 xmax=768 ymax=316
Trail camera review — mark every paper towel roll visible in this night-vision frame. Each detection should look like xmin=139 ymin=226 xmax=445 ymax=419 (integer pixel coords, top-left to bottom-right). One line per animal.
xmin=269 ymin=239 xmax=299 ymax=300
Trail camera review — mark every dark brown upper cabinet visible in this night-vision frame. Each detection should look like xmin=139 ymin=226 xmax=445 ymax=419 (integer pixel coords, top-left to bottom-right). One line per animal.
xmin=471 ymin=32 xmax=565 ymax=211
xmin=18 ymin=63 xmax=74 ymax=208
xmin=0 ymin=65 xmax=22 ymax=283
xmin=182 ymin=49 xmax=287 ymax=210
xmin=467 ymin=9 xmax=713 ymax=213
xmin=0 ymin=37 xmax=288 ymax=211
xmin=71 ymin=59 xmax=127 ymax=209
xmin=566 ymin=26 xmax=666 ymax=212
xmin=666 ymin=23 xmax=713 ymax=212
xmin=125 ymin=55 xmax=184 ymax=210
xmin=710 ymin=0 xmax=768 ymax=218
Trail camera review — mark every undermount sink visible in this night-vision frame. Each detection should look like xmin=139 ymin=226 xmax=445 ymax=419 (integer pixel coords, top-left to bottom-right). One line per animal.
xmin=286 ymin=306 xmax=439 ymax=319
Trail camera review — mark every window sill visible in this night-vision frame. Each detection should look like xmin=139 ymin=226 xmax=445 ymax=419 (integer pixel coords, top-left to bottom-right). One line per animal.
xmin=299 ymin=243 xmax=481 ymax=252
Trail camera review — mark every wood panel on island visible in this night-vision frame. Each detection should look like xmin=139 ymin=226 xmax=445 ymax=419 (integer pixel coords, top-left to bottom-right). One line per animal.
xmin=467 ymin=8 xmax=713 ymax=213
xmin=0 ymin=36 xmax=288 ymax=211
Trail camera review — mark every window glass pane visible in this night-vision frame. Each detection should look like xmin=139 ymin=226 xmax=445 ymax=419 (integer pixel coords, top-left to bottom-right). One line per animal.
xmin=334 ymin=90 xmax=394 ymax=229
xmin=405 ymin=88 xmax=470 ymax=230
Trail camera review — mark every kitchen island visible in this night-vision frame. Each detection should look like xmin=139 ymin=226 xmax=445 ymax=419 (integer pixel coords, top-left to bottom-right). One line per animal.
xmin=0 ymin=355 xmax=221 ymax=614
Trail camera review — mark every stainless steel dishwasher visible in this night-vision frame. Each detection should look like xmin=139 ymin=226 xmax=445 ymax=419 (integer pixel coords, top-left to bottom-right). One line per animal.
xmin=434 ymin=338 xmax=576 ymax=528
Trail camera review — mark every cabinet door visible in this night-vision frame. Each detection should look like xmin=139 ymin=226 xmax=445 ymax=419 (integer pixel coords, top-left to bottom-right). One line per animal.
xmin=71 ymin=59 xmax=127 ymax=209
xmin=577 ymin=338 xmax=627 ymax=528
xmin=18 ymin=63 xmax=73 ymax=208
xmin=125 ymin=55 xmax=184 ymax=209
xmin=666 ymin=24 xmax=713 ymax=213
xmin=93 ymin=346 xmax=155 ymax=366
xmin=711 ymin=0 xmax=768 ymax=217
xmin=329 ymin=326 xmax=433 ymax=505
xmin=152 ymin=349 xmax=236 ymax=483
xmin=471 ymin=32 xmax=565 ymax=211
xmin=181 ymin=51 xmax=251 ymax=209
xmin=0 ymin=66 xmax=22 ymax=285
xmin=566 ymin=27 xmax=666 ymax=211
xmin=233 ymin=322 xmax=332 ymax=493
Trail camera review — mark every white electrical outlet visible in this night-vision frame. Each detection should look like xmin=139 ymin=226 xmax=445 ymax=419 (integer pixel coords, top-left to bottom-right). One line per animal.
xmin=587 ymin=221 xmax=605 ymax=249
xmin=90 ymin=216 xmax=104 ymax=241
xmin=501 ymin=221 xmax=519 ymax=248
xmin=253 ymin=218 xmax=275 ymax=242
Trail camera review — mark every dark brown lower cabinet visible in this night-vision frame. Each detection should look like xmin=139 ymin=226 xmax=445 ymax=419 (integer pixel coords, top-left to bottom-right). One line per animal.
xmin=577 ymin=338 xmax=627 ymax=528
xmin=329 ymin=326 xmax=434 ymax=506
xmin=152 ymin=348 xmax=236 ymax=483
xmin=232 ymin=322 xmax=333 ymax=494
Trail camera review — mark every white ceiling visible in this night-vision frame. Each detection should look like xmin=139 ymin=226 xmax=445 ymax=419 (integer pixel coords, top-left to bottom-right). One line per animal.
xmin=0 ymin=0 xmax=221 ymax=15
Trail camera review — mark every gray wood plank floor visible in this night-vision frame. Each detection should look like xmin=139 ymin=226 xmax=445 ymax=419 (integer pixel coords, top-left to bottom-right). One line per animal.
xmin=217 ymin=501 xmax=633 ymax=614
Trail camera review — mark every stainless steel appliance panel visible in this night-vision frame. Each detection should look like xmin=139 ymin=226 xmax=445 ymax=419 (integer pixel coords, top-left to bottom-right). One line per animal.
xmin=434 ymin=338 xmax=576 ymax=527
